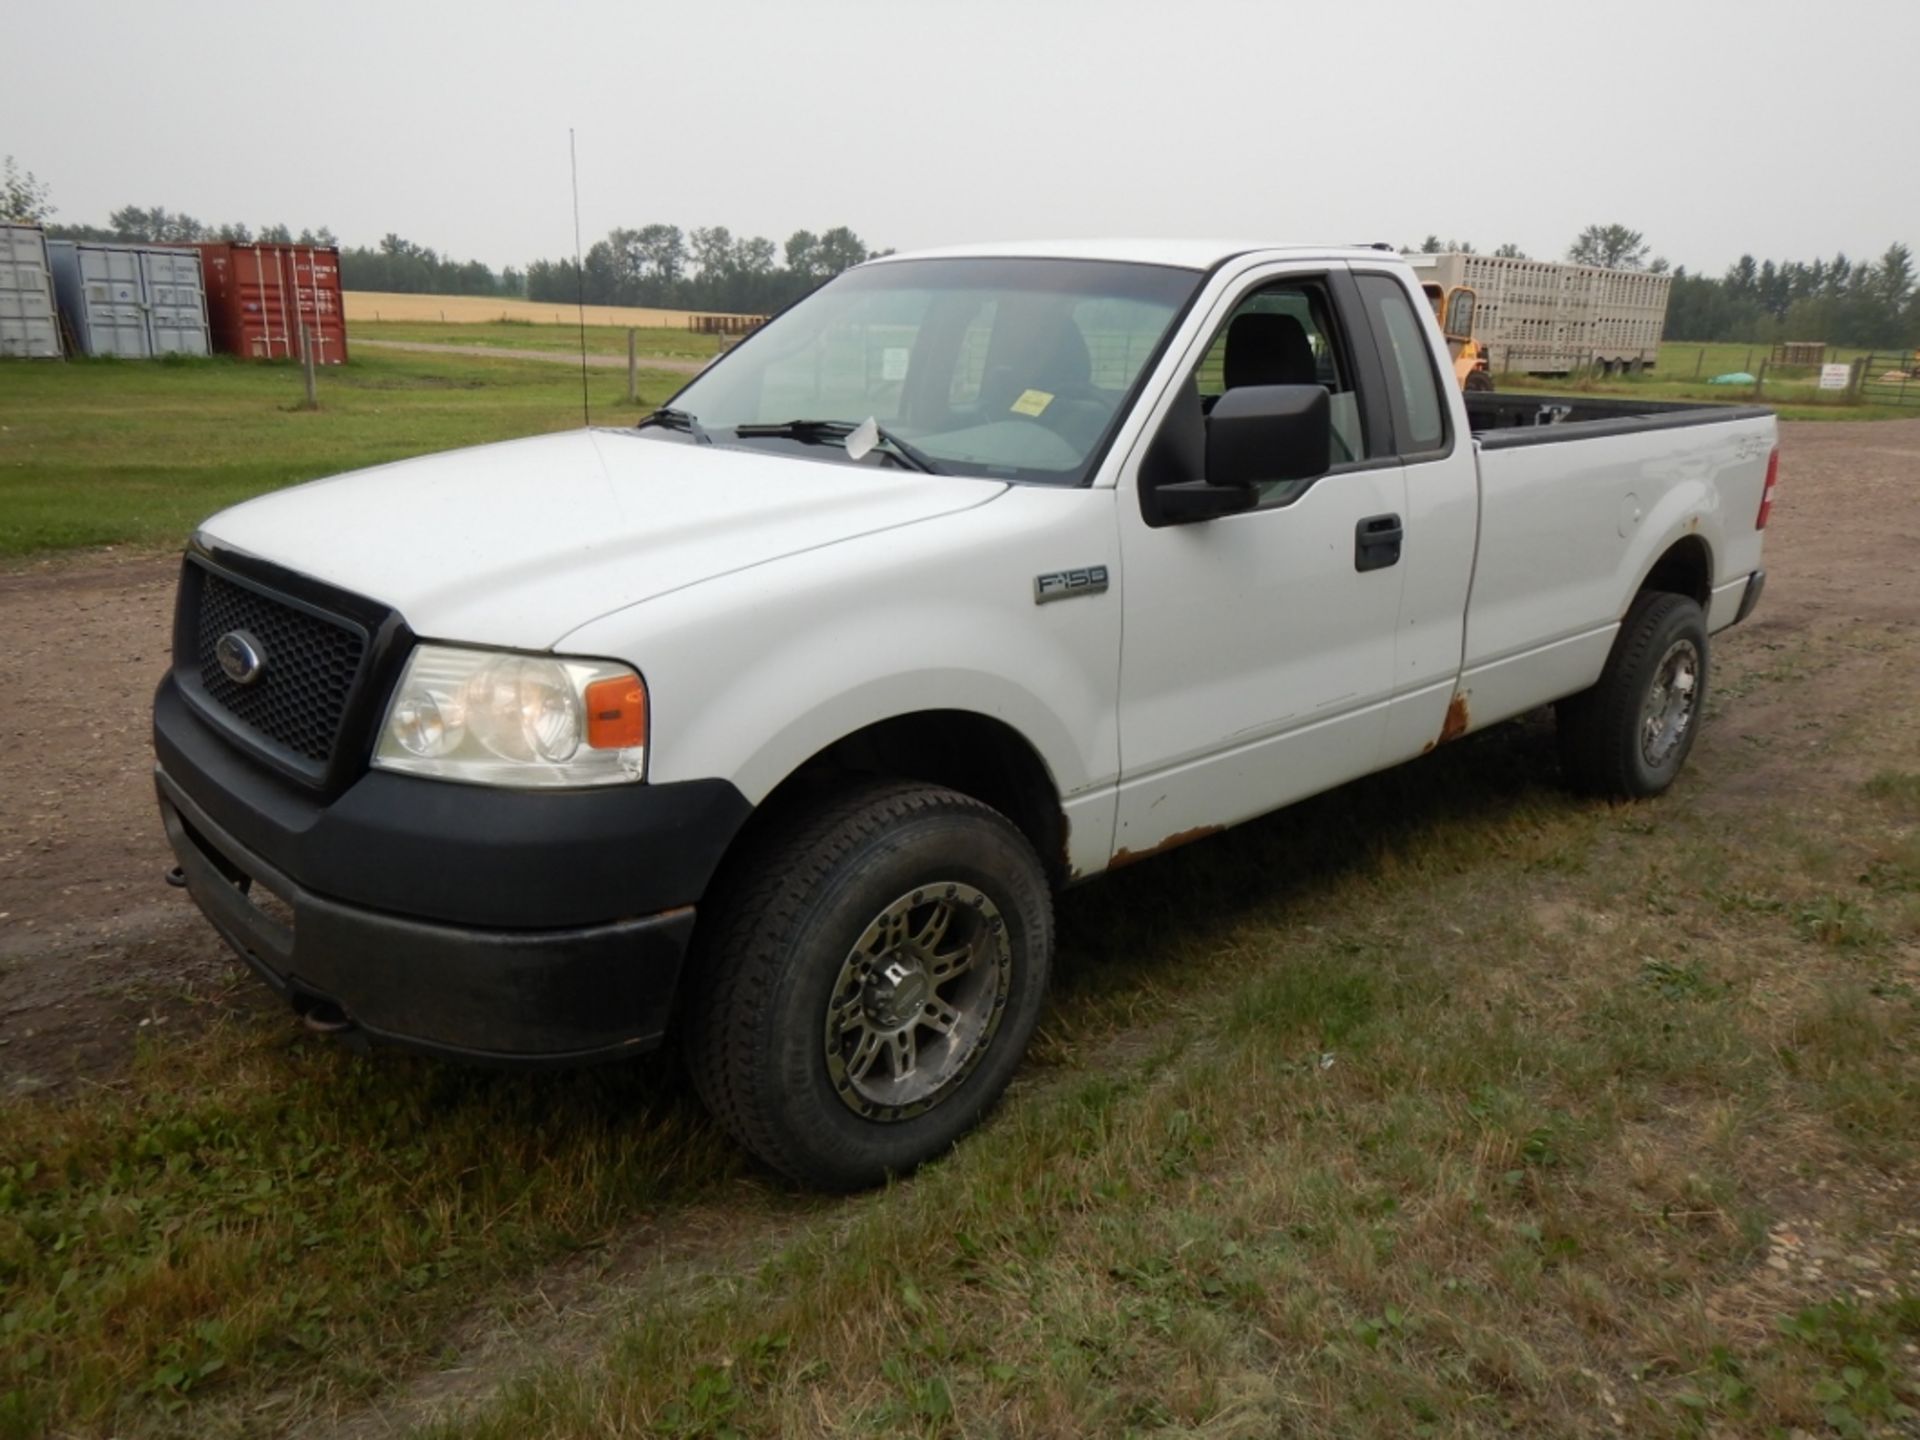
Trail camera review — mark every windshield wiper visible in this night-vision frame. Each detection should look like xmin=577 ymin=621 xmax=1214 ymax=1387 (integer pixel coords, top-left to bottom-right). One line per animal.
xmin=730 ymin=418 xmax=941 ymax=474
xmin=638 ymin=406 xmax=713 ymax=445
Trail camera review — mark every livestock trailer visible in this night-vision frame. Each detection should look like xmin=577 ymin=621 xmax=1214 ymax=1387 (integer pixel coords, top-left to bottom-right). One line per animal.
xmin=1403 ymin=252 xmax=1671 ymax=376
xmin=0 ymin=222 xmax=62 ymax=358
xmin=48 ymin=241 xmax=211 ymax=357
xmin=196 ymin=242 xmax=347 ymax=363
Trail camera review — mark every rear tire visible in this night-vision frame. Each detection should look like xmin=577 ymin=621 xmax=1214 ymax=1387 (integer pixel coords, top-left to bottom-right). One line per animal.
xmin=1557 ymin=591 xmax=1710 ymax=798
xmin=685 ymin=780 xmax=1053 ymax=1190
xmin=1464 ymin=368 xmax=1495 ymax=393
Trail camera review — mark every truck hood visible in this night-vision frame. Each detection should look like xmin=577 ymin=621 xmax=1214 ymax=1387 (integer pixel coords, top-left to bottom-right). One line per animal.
xmin=199 ymin=429 xmax=1007 ymax=650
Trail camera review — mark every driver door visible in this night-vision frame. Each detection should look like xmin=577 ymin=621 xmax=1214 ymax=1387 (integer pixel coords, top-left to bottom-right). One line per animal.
xmin=1111 ymin=264 xmax=1408 ymax=860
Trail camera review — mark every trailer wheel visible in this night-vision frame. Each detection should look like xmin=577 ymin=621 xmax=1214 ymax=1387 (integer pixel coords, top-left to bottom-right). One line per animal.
xmin=686 ymin=780 xmax=1052 ymax=1190
xmin=1557 ymin=591 xmax=1710 ymax=799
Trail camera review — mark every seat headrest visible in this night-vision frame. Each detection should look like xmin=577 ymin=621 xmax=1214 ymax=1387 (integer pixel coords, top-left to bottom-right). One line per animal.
xmin=1040 ymin=318 xmax=1091 ymax=388
xmin=1223 ymin=312 xmax=1317 ymax=390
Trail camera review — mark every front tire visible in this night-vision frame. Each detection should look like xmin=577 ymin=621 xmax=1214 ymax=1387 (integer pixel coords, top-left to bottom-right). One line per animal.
xmin=686 ymin=781 xmax=1053 ymax=1190
xmin=1557 ymin=591 xmax=1710 ymax=798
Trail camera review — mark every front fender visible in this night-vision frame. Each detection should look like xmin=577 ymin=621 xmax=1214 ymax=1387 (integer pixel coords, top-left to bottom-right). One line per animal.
xmin=557 ymin=484 xmax=1126 ymax=876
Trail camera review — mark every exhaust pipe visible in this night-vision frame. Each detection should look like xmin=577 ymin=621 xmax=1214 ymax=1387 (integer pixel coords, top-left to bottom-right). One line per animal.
xmin=297 ymin=998 xmax=355 ymax=1035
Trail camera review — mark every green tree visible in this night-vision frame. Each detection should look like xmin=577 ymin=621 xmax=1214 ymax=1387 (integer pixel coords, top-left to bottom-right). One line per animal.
xmin=1568 ymin=223 xmax=1649 ymax=270
xmin=1493 ymin=242 xmax=1528 ymax=258
xmin=633 ymin=224 xmax=685 ymax=286
xmin=2 ymin=155 xmax=55 ymax=221
xmin=1874 ymin=242 xmax=1913 ymax=309
xmin=733 ymin=235 xmax=777 ymax=276
xmin=689 ymin=225 xmax=734 ymax=279
xmin=784 ymin=229 xmax=822 ymax=283
xmin=815 ymin=226 xmax=869 ymax=274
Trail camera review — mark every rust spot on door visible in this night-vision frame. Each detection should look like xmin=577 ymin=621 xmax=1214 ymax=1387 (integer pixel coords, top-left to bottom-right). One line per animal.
xmin=1109 ymin=825 xmax=1224 ymax=869
xmin=1425 ymin=691 xmax=1471 ymax=753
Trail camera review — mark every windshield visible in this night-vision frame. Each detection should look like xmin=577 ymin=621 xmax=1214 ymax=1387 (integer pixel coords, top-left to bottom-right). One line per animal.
xmin=657 ymin=257 xmax=1203 ymax=485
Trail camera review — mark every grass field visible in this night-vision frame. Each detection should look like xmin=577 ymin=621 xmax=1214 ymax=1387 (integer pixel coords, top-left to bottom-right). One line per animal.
xmin=348 ymin=319 xmax=725 ymax=363
xmin=1496 ymin=342 xmax=1912 ymax=422
xmin=342 ymin=292 xmax=728 ymax=329
xmin=0 ymin=352 xmax=692 ymax=559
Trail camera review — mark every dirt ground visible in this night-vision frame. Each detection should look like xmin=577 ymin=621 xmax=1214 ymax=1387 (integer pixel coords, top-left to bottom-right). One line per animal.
xmin=3 ymin=419 xmax=1918 ymax=1096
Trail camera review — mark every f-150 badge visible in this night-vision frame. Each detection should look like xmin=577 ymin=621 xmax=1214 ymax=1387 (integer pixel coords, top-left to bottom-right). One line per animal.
xmin=1033 ymin=566 xmax=1110 ymax=604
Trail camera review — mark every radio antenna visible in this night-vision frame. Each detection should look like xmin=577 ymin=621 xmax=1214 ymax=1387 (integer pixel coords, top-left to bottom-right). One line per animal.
xmin=569 ymin=127 xmax=590 ymax=428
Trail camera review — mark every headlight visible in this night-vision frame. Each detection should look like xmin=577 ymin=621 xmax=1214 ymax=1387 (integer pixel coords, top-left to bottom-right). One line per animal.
xmin=373 ymin=645 xmax=647 ymax=787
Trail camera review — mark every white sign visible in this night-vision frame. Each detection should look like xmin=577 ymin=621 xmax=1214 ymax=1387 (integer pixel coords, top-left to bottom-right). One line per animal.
xmin=881 ymin=347 xmax=910 ymax=381
xmin=1820 ymin=363 xmax=1850 ymax=391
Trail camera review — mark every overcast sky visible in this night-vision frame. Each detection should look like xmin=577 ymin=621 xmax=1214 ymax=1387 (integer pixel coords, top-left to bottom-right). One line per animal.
xmin=7 ymin=0 xmax=1916 ymax=275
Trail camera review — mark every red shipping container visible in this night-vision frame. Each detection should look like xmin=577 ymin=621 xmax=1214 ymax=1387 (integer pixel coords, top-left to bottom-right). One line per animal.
xmin=196 ymin=243 xmax=348 ymax=363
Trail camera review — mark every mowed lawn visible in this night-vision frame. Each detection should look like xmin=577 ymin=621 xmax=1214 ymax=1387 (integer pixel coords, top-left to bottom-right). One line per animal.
xmin=0 ymin=351 xmax=693 ymax=559
xmin=1496 ymin=342 xmax=1912 ymax=422
xmin=348 ymin=319 xmax=727 ymax=363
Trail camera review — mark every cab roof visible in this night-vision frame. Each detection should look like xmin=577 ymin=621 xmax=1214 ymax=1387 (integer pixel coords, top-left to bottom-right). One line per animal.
xmin=872 ymin=239 xmax=1402 ymax=272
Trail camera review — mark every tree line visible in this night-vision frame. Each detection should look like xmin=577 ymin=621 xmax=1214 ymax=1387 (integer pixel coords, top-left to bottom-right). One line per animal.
xmin=5 ymin=159 xmax=876 ymax=312
xmin=9 ymin=159 xmax=1915 ymax=346
xmin=41 ymin=205 xmax=522 ymax=299
xmin=523 ymin=224 xmax=883 ymax=314
xmin=1664 ymin=245 xmax=1917 ymax=349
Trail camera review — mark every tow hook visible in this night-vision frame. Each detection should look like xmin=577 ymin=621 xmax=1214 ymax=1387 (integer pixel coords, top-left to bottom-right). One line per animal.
xmin=164 ymin=865 xmax=188 ymax=889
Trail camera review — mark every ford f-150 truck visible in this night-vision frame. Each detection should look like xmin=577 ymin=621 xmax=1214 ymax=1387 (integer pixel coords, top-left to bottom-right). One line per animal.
xmin=154 ymin=241 xmax=1775 ymax=1188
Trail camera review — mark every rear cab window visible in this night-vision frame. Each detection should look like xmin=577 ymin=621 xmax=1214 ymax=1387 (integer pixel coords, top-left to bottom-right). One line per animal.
xmin=1354 ymin=272 xmax=1452 ymax=457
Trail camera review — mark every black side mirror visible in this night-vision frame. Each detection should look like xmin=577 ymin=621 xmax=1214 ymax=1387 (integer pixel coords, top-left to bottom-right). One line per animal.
xmin=1150 ymin=479 xmax=1254 ymax=522
xmin=1205 ymin=384 xmax=1331 ymax=488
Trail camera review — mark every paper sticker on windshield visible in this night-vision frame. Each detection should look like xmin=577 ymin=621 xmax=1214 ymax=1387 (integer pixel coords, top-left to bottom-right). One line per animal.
xmin=1011 ymin=388 xmax=1053 ymax=417
xmin=881 ymin=347 xmax=910 ymax=381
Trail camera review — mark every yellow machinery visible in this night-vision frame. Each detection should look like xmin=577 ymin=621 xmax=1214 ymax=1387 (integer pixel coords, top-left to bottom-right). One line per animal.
xmin=1422 ymin=283 xmax=1495 ymax=392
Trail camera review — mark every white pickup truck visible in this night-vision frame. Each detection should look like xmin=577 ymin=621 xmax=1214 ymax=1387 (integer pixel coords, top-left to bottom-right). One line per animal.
xmin=155 ymin=241 xmax=1775 ymax=1188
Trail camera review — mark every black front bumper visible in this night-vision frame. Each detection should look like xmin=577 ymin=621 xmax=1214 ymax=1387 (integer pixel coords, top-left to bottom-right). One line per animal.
xmin=155 ymin=675 xmax=751 ymax=1063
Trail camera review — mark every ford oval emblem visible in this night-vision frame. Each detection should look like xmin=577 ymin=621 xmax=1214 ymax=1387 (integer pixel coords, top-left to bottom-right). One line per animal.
xmin=215 ymin=630 xmax=267 ymax=686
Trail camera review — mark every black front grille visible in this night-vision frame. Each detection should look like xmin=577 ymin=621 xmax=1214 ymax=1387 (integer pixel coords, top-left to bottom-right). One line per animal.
xmin=188 ymin=567 xmax=368 ymax=772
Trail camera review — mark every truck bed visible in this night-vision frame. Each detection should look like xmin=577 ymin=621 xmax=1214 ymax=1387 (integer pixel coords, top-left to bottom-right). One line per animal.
xmin=1467 ymin=392 xmax=1772 ymax=447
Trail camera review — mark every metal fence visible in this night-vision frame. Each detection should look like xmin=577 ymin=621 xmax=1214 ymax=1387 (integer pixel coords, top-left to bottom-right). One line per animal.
xmin=687 ymin=313 xmax=765 ymax=335
xmin=1857 ymin=353 xmax=1920 ymax=407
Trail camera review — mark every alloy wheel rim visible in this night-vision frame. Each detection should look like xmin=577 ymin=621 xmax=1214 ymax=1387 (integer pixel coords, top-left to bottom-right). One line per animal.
xmin=1641 ymin=638 xmax=1700 ymax=769
xmin=823 ymin=883 xmax=1012 ymax=1121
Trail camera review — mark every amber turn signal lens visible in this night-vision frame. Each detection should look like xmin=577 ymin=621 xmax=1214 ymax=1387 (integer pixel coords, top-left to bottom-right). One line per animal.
xmin=584 ymin=674 xmax=647 ymax=750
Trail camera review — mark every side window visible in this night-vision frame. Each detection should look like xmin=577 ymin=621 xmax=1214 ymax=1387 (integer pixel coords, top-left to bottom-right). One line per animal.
xmin=1357 ymin=274 xmax=1448 ymax=453
xmin=1191 ymin=280 xmax=1366 ymax=475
